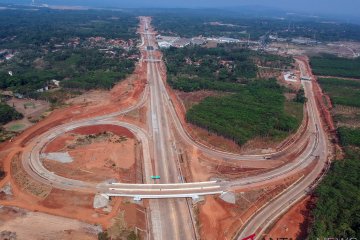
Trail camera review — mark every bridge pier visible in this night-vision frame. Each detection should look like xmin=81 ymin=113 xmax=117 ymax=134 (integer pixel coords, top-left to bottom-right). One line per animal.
xmin=134 ymin=196 xmax=142 ymax=201
xmin=93 ymin=194 xmax=110 ymax=209
xmin=220 ymin=191 xmax=236 ymax=204
xmin=191 ymin=195 xmax=200 ymax=201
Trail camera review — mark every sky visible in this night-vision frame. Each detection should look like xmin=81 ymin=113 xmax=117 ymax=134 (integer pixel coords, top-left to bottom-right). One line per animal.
xmin=48 ymin=0 xmax=360 ymax=15
xmin=2 ymin=0 xmax=360 ymax=18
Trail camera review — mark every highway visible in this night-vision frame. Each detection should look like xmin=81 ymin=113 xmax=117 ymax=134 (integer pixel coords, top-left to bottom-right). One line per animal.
xmin=19 ymin=17 xmax=330 ymax=240
xmin=144 ymin=20 xmax=198 ymax=239
xmin=236 ymin=59 xmax=330 ymax=240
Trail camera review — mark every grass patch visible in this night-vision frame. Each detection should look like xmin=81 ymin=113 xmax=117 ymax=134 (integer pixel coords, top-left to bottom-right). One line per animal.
xmin=0 ymin=128 xmax=16 ymax=142
xmin=37 ymin=89 xmax=82 ymax=107
xmin=284 ymin=101 xmax=304 ymax=124
xmin=8 ymin=123 xmax=25 ymax=132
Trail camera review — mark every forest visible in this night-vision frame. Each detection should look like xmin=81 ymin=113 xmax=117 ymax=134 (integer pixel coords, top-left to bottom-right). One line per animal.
xmin=151 ymin=9 xmax=360 ymax=42
xmin=338 ymin=127 xmax=360 ymax=147
xmin=308 ymin=127 xmax=360 ymax=239
xmin=186 ymin=79 xmax=301 ymax=145
xmin=310 ymin=55 xmax=360 ymax=78
xmin=0 ymin=8 xmax=139 ymax=95
xmin=0 ymin=48 xmax=136 ymax=95
xmin=0 ymin=8 xmax=138 ymax=48
xmin=164 ymin=45 xmax=292 ymax=92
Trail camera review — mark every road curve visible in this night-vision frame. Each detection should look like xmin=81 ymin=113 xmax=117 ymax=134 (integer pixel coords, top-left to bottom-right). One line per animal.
xmin=236 ymin=64 xmax=330 ymax=240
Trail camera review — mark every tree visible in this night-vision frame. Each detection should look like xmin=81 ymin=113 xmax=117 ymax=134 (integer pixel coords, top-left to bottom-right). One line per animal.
xmin=294 ymin=88 xmax=306 ymax=103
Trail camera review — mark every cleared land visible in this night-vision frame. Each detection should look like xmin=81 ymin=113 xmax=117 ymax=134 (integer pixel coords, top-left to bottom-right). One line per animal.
xmin=0 ymin=206 xmax=99 ymax=240
xmin=43 ymin=125 xmax=137 ymax=183
xmin=266 ymin=196 xmax=315 ymax=239
xmin=198 ymin=172 xmax=305 ymax=240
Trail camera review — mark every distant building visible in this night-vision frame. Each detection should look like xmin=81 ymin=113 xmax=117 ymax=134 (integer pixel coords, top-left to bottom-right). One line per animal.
xmin=266 ymin=47 xmax=279 ymax=52
xmin=156 ymin=35 xmax=179 ymax=48
xmin=269 ymin=35 xmax=287 ymax=42
xmin=269 ymin=35 xmax=278 ymax=40
xmin=51 ymin=79 xmax=60 ymax=87
xmin=158 ymin=41 xmax=172 ymax=49
xmin=283 ymin=71 xmax=298 ymax=82
xmin=14 ymin=93 xmax=24 ymax=99
xmin=0 ymin=49 xmax=7 ymax=57
xmin=218 ymin=37 xmax=240 ymax=43
xmin=291 ymin=37 xmax=317 ymax=45
xmin=191 ymin=37 xmax=206 ymax=45
xmin=5 ymin=54 xmax=14 ymax=60
xmin=172 ymin=38 xmax=191 ymax=48
xmin=206 ymin=37 xmax=240 ymax=44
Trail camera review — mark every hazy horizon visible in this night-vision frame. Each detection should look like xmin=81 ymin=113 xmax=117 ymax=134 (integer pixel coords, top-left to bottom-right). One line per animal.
xmin=1 ymin=0 xmax=360 ymax=21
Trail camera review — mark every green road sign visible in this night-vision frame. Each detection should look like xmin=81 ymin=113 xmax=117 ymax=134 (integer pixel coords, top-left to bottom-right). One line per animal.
xmin=151 ymin=176 xmax=161 ymax=179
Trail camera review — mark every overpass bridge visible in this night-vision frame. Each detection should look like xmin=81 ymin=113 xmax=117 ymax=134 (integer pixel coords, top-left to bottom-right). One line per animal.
xmin=138 ymin=32 xmax=156 ymax=35
xmin=104 ymin=181 xmax=224 ymax=200
xmin=143 ymin=58 xmax=161 ymax=62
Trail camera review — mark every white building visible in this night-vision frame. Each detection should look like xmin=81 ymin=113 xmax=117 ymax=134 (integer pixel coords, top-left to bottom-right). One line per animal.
xmin=158 ymin=41 xmax=172 ymax=49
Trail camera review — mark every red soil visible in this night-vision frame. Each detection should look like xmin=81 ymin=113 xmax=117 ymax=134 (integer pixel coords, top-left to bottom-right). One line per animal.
xmin=175 ymin=90 xmax=226 ymax=110
xmin=198 ymin=196 xmax=236 ymax=240
xmin=70 ymin=125 xmax=134 ymax=138
xmin=44 ymin=134 xmax=75 ymax=153
xmin=265 ymin=196 xmax=315 ymax=240
xmin=198 ymin=168 xmax=310 ymax=240
xmin=43 ymin=125 xmax=137 ymax=182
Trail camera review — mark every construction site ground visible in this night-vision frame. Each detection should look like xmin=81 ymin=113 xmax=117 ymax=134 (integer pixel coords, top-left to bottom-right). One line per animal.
xmin=0 ymin=61 xmax=148 ymax=236
xmin=197 ymin=172 xmax=305 ymax=240
xmin=269 ymin=41 xmax=360 ymax=58
xmin=0 ymin=205 xmax=99 ymax=240
xmin=42 ymin=125 xmax=137 ymax=183
xmin=265 ymin=196 xmax=315 ymax=240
